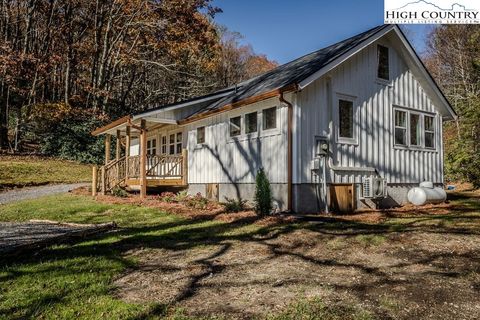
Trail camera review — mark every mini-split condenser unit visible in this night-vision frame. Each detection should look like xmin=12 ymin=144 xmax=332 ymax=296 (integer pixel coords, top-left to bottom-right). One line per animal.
xmin=362 ymin=176 xmax=387 ymax=199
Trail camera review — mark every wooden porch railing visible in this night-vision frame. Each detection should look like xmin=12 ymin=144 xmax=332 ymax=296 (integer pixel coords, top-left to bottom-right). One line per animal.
xmin=92 ymin=151 xmax=187 ymax=195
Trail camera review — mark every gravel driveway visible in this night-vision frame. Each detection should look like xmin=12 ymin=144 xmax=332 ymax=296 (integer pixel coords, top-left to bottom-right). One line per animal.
xmin=0 ymin=183 xmax=88 ymax=205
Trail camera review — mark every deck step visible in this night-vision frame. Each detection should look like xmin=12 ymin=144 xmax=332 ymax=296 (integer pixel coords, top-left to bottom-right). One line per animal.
xmin=126 ymin=179 xmax=186 ymax=187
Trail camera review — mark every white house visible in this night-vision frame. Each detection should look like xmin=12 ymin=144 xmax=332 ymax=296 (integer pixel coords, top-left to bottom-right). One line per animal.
xmin=92 ymin=24 xmax=456 ymax=213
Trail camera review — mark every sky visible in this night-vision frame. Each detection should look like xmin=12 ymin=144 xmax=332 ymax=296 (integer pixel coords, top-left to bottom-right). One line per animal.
xmin=212 ymin=0 xmax=435 ymax=64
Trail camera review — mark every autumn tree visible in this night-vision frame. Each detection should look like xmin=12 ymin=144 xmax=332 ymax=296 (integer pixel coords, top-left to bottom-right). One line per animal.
xmin=0 ymin=0 xmax=276 ymax=160
xmin=425 ymin=25 xmax=480 ymax=187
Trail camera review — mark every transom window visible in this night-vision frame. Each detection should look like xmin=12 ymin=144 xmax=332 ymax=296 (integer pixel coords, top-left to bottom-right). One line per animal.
xmin=230 ymin=116 xmax=241 ymax=137
xmin=262 ymin=107 xmax=276 ymax=130
xmin=197 ymin=126 xmax=205 ymax=144
xmin=245 ymin=112 xmax=258 ymax=134
xmin=377 ymin=45 xmax=389 ymax=81
xmin=339 ymin=99 xmax=354 ymax=139
xmin=147 ymin=138 xmax=157 ymax=155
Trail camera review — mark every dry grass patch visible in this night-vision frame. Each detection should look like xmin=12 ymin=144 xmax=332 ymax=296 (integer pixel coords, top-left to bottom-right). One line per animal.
xmin=0 ymin=155 xmax=91 ymax=189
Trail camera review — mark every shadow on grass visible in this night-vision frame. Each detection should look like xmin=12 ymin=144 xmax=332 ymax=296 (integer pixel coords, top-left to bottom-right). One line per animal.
xmin=1 ymin=192 xmax=480 ymax=319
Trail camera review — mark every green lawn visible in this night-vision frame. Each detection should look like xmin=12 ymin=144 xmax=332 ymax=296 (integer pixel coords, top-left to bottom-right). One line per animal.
xmin=0 ymin=156 xmax=91 ymax=189
xmin=1 ymin=192 xmax=480 ymax=319
xmin=0 ymin=195 xmax=263 ymax=319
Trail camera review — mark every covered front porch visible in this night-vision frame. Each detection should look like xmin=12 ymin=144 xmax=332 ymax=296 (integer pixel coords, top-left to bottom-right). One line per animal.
xmin=91 ymin=116 xmax=188 ymax=198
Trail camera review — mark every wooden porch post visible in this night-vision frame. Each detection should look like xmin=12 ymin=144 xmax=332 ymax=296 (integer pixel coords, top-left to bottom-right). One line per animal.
xmin=116 ymin=130 xmax=121 ymax=160
xmin=125 ymin=125 xmax=131 ymax=180
xmin=92 ymin=166 xmax=98 ymax=196
xmin=182 ymin=148 xmax=188 ymax=186
xmin=101 ymin=166 xmax=106 ymax=195
xmin=105 ymin=134 xmax=111 ymax=165
xmin=139 ymin=120 xmax=147 ymax=198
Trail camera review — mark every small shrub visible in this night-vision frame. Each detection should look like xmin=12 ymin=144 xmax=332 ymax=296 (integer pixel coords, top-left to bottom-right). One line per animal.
xmin=159 ymin=191 xmax=176 ymax=203
xmin=222 ymin=197 xmax=247 ymax=213
xmin=254 ymin=168 xmax=272 ymax=216
xmin=111 ymin=186 xmax=128 ymax=198
xmin=184 ymin=192 xmax=208 ymax=209
xmin=175 ymin=190 xmax=188 ymax=202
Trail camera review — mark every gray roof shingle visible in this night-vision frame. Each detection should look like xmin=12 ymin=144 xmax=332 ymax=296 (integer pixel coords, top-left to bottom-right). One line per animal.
xmin=184 ymin=24 xmax=389 ymax=120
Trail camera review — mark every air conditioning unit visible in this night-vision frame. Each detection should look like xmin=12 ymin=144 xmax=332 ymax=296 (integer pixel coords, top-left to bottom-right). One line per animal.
xmin=362 ymin=176 xmax=387 ymax=199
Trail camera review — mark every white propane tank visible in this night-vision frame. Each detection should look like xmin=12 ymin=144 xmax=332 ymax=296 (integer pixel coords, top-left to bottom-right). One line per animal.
xmin=407 ymin=182 xmax=447 ymax=206
xmin=419 ymin=181 xmax=434 ymax=188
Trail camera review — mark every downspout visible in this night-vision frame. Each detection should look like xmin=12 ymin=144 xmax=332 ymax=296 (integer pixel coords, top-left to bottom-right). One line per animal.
xmin=279 ymin=90 xmax=295 ymax=212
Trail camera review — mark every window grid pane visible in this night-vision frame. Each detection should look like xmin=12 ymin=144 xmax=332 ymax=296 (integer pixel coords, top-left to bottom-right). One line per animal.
xmin=263 ymin=107 xmax=276 ymax=130
xmin=424 ymin=116 xmax=435 ymax=148
xmin=245 ymin=112 xmax=258 ymax=134
xmin=339 ymin=99 xmax=353 ymax=138
xmin=394 ymin=110 xmax=407 ymax=145
xmin=410 ymin=114 xmax=420 ymax=146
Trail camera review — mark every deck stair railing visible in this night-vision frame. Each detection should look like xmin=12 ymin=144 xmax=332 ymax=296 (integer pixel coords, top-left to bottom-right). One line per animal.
xmin=92 ymin=152 xmax=187 ymax=195
xmin=98 ymin=156 xmax=127 ymax=193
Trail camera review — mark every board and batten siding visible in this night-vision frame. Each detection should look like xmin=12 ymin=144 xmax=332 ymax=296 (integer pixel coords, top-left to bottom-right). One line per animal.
xmin=185 ymin=97 xmax=289 ymax=184
xmin=295 ymin=38 xmax=444 ymax=185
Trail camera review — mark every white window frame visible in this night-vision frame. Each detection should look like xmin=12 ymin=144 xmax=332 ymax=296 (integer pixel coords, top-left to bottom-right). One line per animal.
xmin=160 ymin=134 xmax=167 ymax=154
xmin=393 ymin=106 xmax=437 ymax=151
xmin=377 ymin=44 xmax=390 ymax=83
xmin=167 ymin=130 xmax=183 ymax=155
xmin=409 ymin=111 xmax=422 ymax=147
xmin=336 ymin=93 xmax=358 ymax=145
xmin=424 ymin=115 xmax=435 ymax=149
xmin=146 ymin=136 xmax=158 ymax=155
xmin=245 ymin=111 xmax=258 ymax=135
xmin=196 ymin=126 xmax=206 ymax=145
xmin=394 ymin=109 xmax=408 ymax=147
xmin=261 ymin=106 xmax=278 ymax=132
xmin=229 ymin=115 xmax=242 ymax=137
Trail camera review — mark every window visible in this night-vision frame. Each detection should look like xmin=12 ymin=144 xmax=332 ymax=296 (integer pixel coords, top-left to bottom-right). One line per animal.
xmin=161 ymin=135 xmax=167 ymax=154
xmin=197 ymin=126 xmax=205 ymax=144
xmin=176 ymin=132 xmax=182 ymax=154
xmin=339 ymin=99 xmax=354 ymax=138
xmin=410 ymin=113 xmax=421 ymax=146
xmin=169 ymin=134 xmax=175 ymax=154
xmin=147 ymin=138 xmax=157 ymax=155
xmin=245 ymin=112 xmax=258 ymax=134
xmin=394 ymin=108 xmax=436 ymax=149
xmin=377 ymin=45 xmax=389 ymax=80
xmin=424 ymin=115 xmax=435 ymax=148
xmin=230 ymin=116 xmax=241 ymax=137
xmin=262 ymin=107 xmax=277 ymax=130
xmin=394 ymin=110 xmax=407 ymax=146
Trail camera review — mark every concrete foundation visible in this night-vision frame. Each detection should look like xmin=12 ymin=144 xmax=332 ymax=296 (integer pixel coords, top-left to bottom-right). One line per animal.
xmin=187 ymin=183 xmax=288 ymax=212
xmin=189 ymin=182 xmax=443 ymax=214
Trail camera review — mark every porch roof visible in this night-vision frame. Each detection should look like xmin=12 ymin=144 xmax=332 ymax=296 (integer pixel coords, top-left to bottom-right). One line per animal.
xmin=91 ymin=116 xmax=178 ymax=136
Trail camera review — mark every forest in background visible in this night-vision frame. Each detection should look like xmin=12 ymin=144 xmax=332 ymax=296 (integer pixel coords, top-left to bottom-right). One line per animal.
xmin=0 ymin=0 xmax=277 ymax=162
xmin=0 ymin=2 xmax=478 ymax=187
xmin=425 ymin=25 xmax=480 ymax=187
